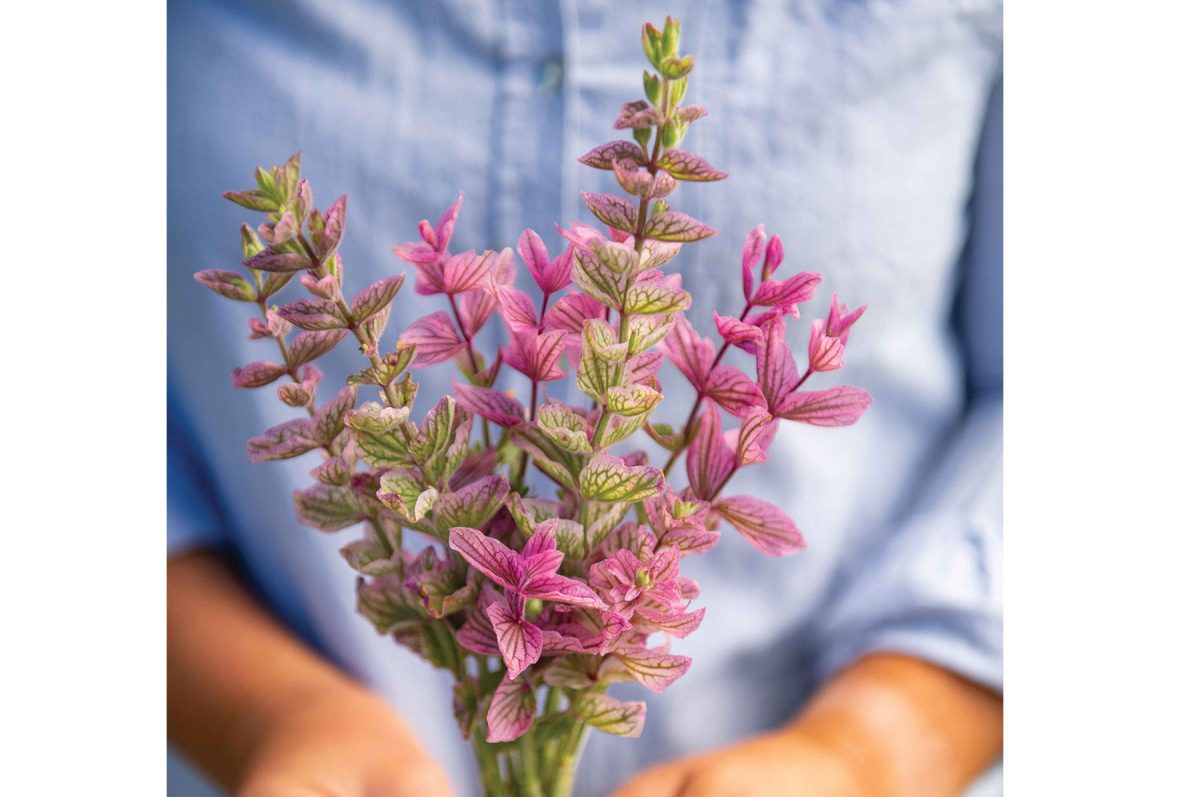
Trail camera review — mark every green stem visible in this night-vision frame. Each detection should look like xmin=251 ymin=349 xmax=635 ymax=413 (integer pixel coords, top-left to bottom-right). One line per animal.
xmin=518 ymin=732 xmax=546 ymax=797
xmin=548 ymin=721 xmax=588 ymax=797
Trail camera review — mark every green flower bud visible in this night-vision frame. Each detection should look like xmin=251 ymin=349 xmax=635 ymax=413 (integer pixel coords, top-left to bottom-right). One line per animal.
xmin=643 ymin=70 xmax=662 ymax=104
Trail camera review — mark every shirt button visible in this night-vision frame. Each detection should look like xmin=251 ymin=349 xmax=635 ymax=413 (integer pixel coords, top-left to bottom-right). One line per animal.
xmin=538 ymin=55 xmax=565 ymax=93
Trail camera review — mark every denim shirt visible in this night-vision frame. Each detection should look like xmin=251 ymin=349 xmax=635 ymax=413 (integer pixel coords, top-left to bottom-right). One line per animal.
xmin=168 ymin=1 xmax=1002 ymax=794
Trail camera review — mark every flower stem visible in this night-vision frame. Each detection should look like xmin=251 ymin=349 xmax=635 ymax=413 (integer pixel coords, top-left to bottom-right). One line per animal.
xmin=661 ymin=302 xmax=754 ymax=477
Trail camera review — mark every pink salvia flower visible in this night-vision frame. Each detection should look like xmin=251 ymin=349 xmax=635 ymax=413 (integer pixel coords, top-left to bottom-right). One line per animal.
xmin=808 ymin=319 xmax=846 ymax=372
xmin=399 ymin=311 xmax=465 ymax=366
xmin=741 ymin=225 xmax=766 ymax=300
xmin=713 ymin=311 xmax=764 ymax=354
xmin=502 ymin=328 xmax=569 ymax=382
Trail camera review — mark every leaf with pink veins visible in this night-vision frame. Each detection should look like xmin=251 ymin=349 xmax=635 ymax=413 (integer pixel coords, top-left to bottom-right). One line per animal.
xmin=517 ymin=228 xmax=574 ymax=295
xmin=752 ymin=271 xmax=822 ymax=311
xmin=448 ymin=527 xmax=523 ymax=590
xmin=399 ymin=311 xmax=465 ymax=366
xmin=735 ymin=407 xmax=777 ymax=466
xmin=656 ymin=149 xmax=728 ymax=182
xmin=713 ymin=311 xmax=764 ymax=354
xmin=686 ymin=400 xmax=736 ymax=502
xmin=502 ymin=328 xmax=569 ymax=382
xmin=763 ymin=235 xmax=785 ymax=279
xmin=433 ymin=192 xmax=464 ymax=252
xmin=775 ymin=386 xmax=873 ymax=427
xmin=643 ymin=210 xmax=716 ymax=243
xmin=247 ymin=418 xmax=320 ymax=463
xmin=578 ymin=140 xmax=647 ymax=170
xmin=452 ymin=382 xmax=527 ymax=428
xmin=486 ymin=593 xmax=544 ymax=679
xmin=703 ymin=364 xmax=767 ymax=418
xmin=458 ymin=288 xmax=498 ymax=336
xmin=755 ymin=315 xmax=800 ymax=413
xmin=740 ymin=225 xmax=766 ymax=299
xmin=713 ymin=495 xmax=806 ymax=556
xmin=808 ymin=318 xmax=846 ymax=371
xmin=609 ymin=646 xmax=692 ymax=693
xmin=661 ymin=315 xmax=715 ymax=390
xmin=496 ymin=286 xmax=540 ymax=335
xmin=457 ymin=586 xmax=503 ymax=655
xmin=486 ymin=672 xmax=538 ymax=741
xmin=544 ymin=292 xmax=608 ymax=338
xmin=231 ymin=361 xmax=287 ymax=388
xmin=442 ymin=249 xmax=498 ymax=295
xmin=581 ymin=192 xmax=638 ymax=233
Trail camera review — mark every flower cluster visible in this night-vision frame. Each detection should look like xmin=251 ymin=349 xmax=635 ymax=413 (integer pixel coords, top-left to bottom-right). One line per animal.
xmin=194 ymin=16 xmax=870 ymax=796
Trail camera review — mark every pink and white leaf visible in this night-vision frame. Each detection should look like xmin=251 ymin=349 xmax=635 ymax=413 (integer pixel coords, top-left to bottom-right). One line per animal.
xmin=486 ymin=675 xmax=538 ymax=742
xmin=486 ymin=597 xmax=544 ymax=680
xmin=611 ymin=647 xmax=692 ymax=693
xmin=453 ymin=383 xmax=527 ymax=428
xmin=400 ymin=312 xmax=465 ymax=367
xmin=686 ymin=400 xmax=736 ymax=501
xmin=713 ymin=495 xmax=806 ymax=556
xmin=232 ymin=361 xmax=287 ymax=389
xmin=775 ymin=386 xmax=873 ymax=427
xmin=656 ymin=149 xmax=728 ymax=182
xmin=247 ymin=418 xmax=319 ymax=462
xmin=448 ymin=527 xmax=523 ymax=590
xmin=581 ymin=192 xmax=638 ymax=233
xmin=660 ymin=315 xmax=714 ymax=389
xmin=576 ymin=693 xmax=646 ymax=737
xmin=703 ymin=364 xmax=767 ymax=418
xmin=643 ymin=210 xmax=716 ymax=243
xmin=756 ymin=315 xmax=800 ymax=412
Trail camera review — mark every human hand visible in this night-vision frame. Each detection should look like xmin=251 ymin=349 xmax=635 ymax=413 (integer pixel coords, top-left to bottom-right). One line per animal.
xmin=237 ymin=683 xmax=455 ymax=797
xmin=610 ymin=727 xmax=867 ymax=797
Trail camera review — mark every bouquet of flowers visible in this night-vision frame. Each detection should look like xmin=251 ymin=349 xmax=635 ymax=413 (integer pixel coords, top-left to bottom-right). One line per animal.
xmin=194 ymin=16 xmax=870 ymax=797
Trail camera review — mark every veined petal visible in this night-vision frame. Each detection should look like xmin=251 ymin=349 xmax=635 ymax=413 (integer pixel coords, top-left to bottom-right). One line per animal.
xmin=713 ymin=495 xmax=805 ymax=556
xmin=486 ymin=596 xmax=543 ymax=680
xmin=448 ymin=527 xmax=522 ymax=590
xmin=486 ymin=674 xmax=537 ymax=742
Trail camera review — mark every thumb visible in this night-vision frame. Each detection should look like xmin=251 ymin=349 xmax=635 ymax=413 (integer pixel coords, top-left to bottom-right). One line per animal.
xmin=610 ymin=763 xmax=689 ymax=797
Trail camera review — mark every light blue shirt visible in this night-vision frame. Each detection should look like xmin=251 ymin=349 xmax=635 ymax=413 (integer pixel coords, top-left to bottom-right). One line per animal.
xmin=168 ymin=1 xmax=1002 ymax=794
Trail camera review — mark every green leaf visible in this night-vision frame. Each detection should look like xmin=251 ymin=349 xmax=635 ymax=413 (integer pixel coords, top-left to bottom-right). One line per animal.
xmin=578 ymin=455 xmax=663 ymax=503
xmin=432 ymin=475 xmax=509 ymax=535
xmin=194 ymin=270 xmax=255 ymax=301
xmin=340 ymin=538 xmax=400 ymax=576
xmin=313 ymin=386 xmax=357 ymax=445
xmin=537 ymin=403 xmax=593 ymax=454
xmin=356 ymin=578 xmax=425 ymax=635
xmin=592 ymin=412 xmax=646 ymax=449
xmin=571 ymin=249 xmax=627 ymax=311
xmin=605 ymin=384 xmax=663 ymax=417
xmin=537 ymin=518 xmax=586 ymax=559
xmin=346 ymin=403 xmax=412 ymax=468
xmin=287 ymin=329 xmax=348 ymax=367
xmin=575 ymin=693 xmax=646 ymax=737
xmin=509 ymin=494 xmax=563 ymax=539
xmin=293 ymin=483 xmax=368 ymax=531
xmin=624 ymin=282 xmax=692 ymax=315
xmin=577 ymin=320 xmax=628 ymax=403
xmin=378 ymin=469 xmax=437 ymax=523
xmin=643 ymin=210 xmax=715 ymax=243
xmin=351 ymin=274 xmax=406 ymax=324
xmin=510 ymin=425 xmax=583 ymax=486
xmin=625 ymin=313 xmax=677 ymax=356
xmin=408 ymin=397 xmax=459 ymax=464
